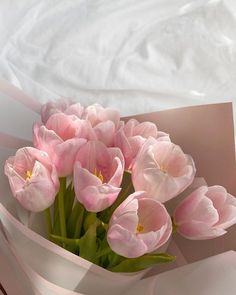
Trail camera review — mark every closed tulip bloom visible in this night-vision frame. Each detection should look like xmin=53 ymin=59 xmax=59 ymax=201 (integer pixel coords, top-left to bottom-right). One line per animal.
xmin=115 ymin=119 xmax=170 ymax=170
xmin=83 ymin=104 xmax=120 ymax=128
xmin=107 ymin=191 xmax=172 ymax=258
xmin=41 ymin=99 xmax=76 ymax=124
xmin=173 ymin=186 xmax=236 ymax=240
xmin=132 ymin=138 xmax=196 ymax=203
xmin=73 ymin=141 xmax=124 ymax=212
xmin=82 ymin=104 xmax=121 ymax=147
xmin=4 ymin=147 xmax=59 ymax=212
xmin=33 ymin=112 xmax=89 ymax=176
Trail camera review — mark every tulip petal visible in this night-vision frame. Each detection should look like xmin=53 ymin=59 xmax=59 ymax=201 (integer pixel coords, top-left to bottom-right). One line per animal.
xmin=134 ymin=122 xmax=158 ymax=138
xmin=174 ymin=186 xmax=210 ymax=224
xmin=33 ymin=123 xmax=62 ymax=151
xmin=74 ymin=164 xmax=101 ymax=193
xmin=46 ymin=113 xmax=79 ymax=141
xmin=216 ymin=192 xmax=236 ymax=228
xmin=217 ymin=205 xmax=236 ymax=229
xmin=41 ymin=99 xmax=72 ymax=124
xmin=94 ymin=121 xmax=115 ymax=146
xmin=107 ymin=224 xmax=147 ymax=258
xmin=138 ymin=231 xmax=162 ymax=252
xmin=65 ymin=102 xmax=84 ymax=117
xmin=115 ymin=129 xmax=133 ymax=170
xmin=76 ymin=141 xmax=110 ymax=178
xmin=74 ymin=164 xmax=121 ymax=212
xmin=80 ymin=184 xmax=121 ymax=212
xmin=206 ymin=185 xmax=228 ymax=209
xmin=177 ymin=221 xmax=227 ymax=240
xmin=108 ymin=147 xmax=124 ymax=187
xmin=54 ymin=138 xmax=86 ymax=176
xmin=123 ymin=119 xmax=139 ymax=137
xmin=111 ymin=211 xmax=138 ymax=232
xmin=111 ymin=195 xmax=139 ymax=221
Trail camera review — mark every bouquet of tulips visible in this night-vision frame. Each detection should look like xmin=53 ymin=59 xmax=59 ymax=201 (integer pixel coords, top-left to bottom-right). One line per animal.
xmin=4 ymin=100 xmax=236 ymax=273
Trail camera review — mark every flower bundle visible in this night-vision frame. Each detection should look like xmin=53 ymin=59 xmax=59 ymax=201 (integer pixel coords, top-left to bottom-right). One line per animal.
xmin=4 ymin=100 xmax=236 ymax=273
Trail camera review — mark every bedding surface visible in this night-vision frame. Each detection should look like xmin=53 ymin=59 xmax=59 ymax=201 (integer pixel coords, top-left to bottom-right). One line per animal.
xmin=0 ymin=0 xmax=236 ymax=117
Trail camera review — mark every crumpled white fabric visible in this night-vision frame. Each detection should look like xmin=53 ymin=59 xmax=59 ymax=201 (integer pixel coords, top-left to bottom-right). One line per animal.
xmin=0 ymin=0 xmax=236 ymax=118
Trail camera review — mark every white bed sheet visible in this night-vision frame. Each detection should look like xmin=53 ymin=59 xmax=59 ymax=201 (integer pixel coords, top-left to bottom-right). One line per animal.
xmin=1 ymin=0 xmax=236 ymax=118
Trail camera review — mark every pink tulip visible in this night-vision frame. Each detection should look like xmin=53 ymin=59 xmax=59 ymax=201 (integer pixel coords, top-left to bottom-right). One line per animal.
xmin=33 ymin=112 xmax=88 ymax=176
xmin=73 ymin=141 xmax=124 ymax=212
xmin=82 ymin=104 xmax=120 ymax=147
xmin=64 ymin=102 xmax=85 ymax=118
xmin=41 ymin=100 xmax=120 ymax=147
xmin=83 ymin=104 xmax=120 ymax=128
xmin=132 ymin=138 xmax=196 ymax=203
xmin=173 ymin=186 xmax=236 ymax=240
xmin=107 ymin=191 xmax=172 ymax=258
xmin=115 ymin=119 xmax=170 ymax=170
xmin=4 ymin=147 xmax=59 ymax=212
xmin=41 ymin=99 xmax=76 ymax=124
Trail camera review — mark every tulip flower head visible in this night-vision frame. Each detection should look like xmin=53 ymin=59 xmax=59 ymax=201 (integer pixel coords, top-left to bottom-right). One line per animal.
xmin=41 ymin=99 xmax=76 ymax=124
xmin=4 ymin=147 xmax=59 ymax=212
xmin=33 ymin=112 xmax=88 ymax=176
xmin=132 ymin=138 xmax=196 ymax=203
xmin=107 ymin=191 xmax=172 ymax=258
xmin=82 ymin=104 xmax=121 ymax=147
xmin=73 ymin=141 xmax=125 ymax=212
xmin=173 ymin=186 xmax=236 ymax=240
xmin=115 ymin=119 xmax=170 ymax=170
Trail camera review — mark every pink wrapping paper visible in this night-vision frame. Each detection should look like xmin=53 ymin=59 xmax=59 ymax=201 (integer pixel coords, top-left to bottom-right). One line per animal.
xmin=125 ymin=102 xmax=236 ymax=264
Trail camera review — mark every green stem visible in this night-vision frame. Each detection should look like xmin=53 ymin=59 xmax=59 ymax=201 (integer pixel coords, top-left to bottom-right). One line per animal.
xmin=73 ymin=205 xmax=85 ymax=238
xmin=53 ymin=193 xmax=59 ymax=225
xmin=50 ymin=234 xmax=80 ymax=248
xmin=44 ymin=208 xmax=52 ymax=239
xmin=171 ymin=216 xmax=178 ymax=234
xmin=95 ymin=246 xmax=112 ymax=259
xmin=58 ymin=177 xmax=67 ymax=239
xmin=108 ymin=252 xmax=124 ymax=268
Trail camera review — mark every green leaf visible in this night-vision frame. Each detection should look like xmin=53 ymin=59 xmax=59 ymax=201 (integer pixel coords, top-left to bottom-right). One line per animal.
xmin=73 ymin=205 xmax=85 ymax=239
xmin=108 ymin=253 xmax=175 ymax=273
xmin=67 ymin=202 xmax=84 ymax=238
xmin=79 ymin=222 xmax=99 ymax=264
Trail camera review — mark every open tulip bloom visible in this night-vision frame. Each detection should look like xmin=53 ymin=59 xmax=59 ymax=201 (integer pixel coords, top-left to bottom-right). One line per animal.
xmin=4 ymin=100 xmax=236 ymax=273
